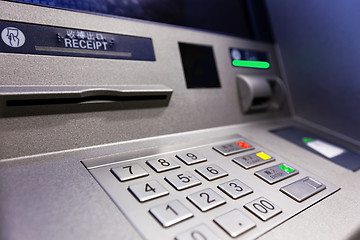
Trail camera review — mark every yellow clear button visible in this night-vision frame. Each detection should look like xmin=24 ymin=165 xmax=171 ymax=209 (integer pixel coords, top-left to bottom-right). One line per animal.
xmin=256 ymin=152 xmax=272 ymax=160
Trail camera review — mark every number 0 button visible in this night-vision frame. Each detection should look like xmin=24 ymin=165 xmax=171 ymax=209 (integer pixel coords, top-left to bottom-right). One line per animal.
xmin=128 ymin=180 xmax=169 ymax=202
xmin=244 ymin=197 xmax=282 ymax=221
xmin=149 ymin=200 xmax=193 ymax=227
xmin=176 ymin=224 xmax=221 ymax=240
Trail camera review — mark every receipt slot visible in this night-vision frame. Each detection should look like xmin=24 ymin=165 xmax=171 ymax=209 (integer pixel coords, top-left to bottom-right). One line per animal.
xmin=237 ymin=75 xmax=286 ymax=113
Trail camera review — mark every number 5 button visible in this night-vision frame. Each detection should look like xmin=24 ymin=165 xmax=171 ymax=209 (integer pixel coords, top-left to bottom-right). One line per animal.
xmin=165 ymin=171 xmax=201 ymax=191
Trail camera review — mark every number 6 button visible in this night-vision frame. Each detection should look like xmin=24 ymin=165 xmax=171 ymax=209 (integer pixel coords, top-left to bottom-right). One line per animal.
xmin=195 ymin=164 xmax=228 ymax=181
xmin=244 ymin=197 xmax=282 ymax=221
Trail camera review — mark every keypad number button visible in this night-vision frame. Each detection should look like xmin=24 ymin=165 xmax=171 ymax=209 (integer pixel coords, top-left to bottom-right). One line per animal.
xmin=146 ymin=157 xmax=180 ymax=173
xmin=218 ymin=179 xmax=253 ymax=199
xmin=244 ymin=197 xmax=282 ymax=221
xmin=176 ymin=151 xmax=207 ymax=165
xmin=214 ymin=209 xmax=256 ymax=238
xmin=128 ymin=180 xmax=169 ymax=202
xmin=187 ymin=188 xmax=226 ymax=212
xmin=165 ymin=171 xmax=202 ymax=191
xmin=195 ymin=164 xmax=228 ymax=181
xmin=149 ymin=200 xmax=193 ymax=227
xmin=111 ymin=164 xmax=149 ymax=182
xmin=175 ymin=224 xmax=221 ymax=240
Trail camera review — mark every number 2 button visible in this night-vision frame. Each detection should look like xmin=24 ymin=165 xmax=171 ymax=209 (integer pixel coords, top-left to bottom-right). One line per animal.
xmin=187 ymin=188 xmax=226 ymax=212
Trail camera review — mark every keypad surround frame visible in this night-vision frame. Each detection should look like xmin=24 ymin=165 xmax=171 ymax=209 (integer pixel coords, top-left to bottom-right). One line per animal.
xmin=84 ymin=135 xmax=339 ymax=240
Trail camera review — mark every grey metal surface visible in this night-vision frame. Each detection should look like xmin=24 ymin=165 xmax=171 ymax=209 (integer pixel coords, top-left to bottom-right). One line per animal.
xmin=85 ymin=134 xmax=339 ymax=240
xmin=1 ymin=119 xmax=360 ymax=240
xmin=0 ymin=1 xmax=286 ymax=160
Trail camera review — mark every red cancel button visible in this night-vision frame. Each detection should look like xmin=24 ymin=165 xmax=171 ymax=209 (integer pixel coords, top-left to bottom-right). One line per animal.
xmin=236 ymin=141 xmax=251 ymax=149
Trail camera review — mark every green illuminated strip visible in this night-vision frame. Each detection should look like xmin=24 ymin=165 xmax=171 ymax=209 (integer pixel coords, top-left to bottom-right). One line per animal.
xmin=279 ymin=164 xmax=294 ymax=173
xmin=232 ymin=60 xmax=270 ymax=69
xmin=302 ymin=137 xmax=314 ymax=143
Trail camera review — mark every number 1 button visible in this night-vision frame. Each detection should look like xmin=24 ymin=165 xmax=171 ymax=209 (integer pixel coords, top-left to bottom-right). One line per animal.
xmin=214 ymin=209 xmax=256 ymax=238
xmin=149 ymin=200 xmax=193 ymax=227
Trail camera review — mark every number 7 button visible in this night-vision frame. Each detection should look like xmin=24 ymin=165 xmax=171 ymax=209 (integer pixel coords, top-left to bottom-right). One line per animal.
xmin=111 ymin=164 xmax=149 ymax=182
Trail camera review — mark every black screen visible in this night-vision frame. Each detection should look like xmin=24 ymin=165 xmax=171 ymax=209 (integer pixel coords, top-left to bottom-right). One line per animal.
xmin=179 ymin=43 xmax=221 ymax=88
xmin=9 ymin=0 xmax=253 ymax=38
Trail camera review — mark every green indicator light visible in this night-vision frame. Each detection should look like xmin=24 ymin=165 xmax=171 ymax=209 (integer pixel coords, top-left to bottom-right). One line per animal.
xmin=279 ymin=164 xmax=294 ymax=173
xmin=302 ymin=137 xmax=314 ymax=143
xmin=232 ymin=60 xmax=270 ymax=69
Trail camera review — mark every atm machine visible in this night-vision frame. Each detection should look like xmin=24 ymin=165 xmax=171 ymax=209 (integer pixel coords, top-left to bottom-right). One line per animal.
xmin=1 ymin=1 xmax=360 ymax=239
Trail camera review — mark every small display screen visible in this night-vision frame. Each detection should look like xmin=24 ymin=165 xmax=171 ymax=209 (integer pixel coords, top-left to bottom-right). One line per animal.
xmin=9 ymin=0 xmax=252 ymax=38
xmin=179 ymin=43 xmax=220 ymax=88
xmin=230 ymin=48 xmax=270 ymax=69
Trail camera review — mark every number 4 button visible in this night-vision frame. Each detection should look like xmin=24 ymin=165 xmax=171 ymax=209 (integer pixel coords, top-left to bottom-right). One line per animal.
xmin=128 ymin=180 xmax=169 ymax=202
